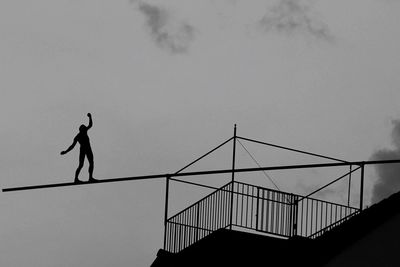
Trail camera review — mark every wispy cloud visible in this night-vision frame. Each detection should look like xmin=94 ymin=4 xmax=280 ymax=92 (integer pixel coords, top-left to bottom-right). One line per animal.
xmin=370 ymin=120 xmax=400 ymax=203
xmin=259 ymin=0 xmax=332 ymax=40
xmin=134 ymin=1 xmax=195 ymax=54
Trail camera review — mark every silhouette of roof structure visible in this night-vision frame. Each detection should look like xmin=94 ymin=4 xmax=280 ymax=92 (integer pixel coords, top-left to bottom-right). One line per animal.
xmin=152 ymin=228 xmax=314 ymax=267
xmin=314 ymin=190 xmax=400 ymax=265
xmin=152 ymin=190 xmax=400 ymax=267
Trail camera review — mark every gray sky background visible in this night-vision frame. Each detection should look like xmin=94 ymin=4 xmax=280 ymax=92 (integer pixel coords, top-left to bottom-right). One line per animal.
xmin=2 ymin=0 xmax=400 ymax=266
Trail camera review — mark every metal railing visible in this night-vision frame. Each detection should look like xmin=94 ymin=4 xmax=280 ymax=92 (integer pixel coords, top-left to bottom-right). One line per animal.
xmin=165 ymin=182 xmax=233 ymax=253
xmin=230 ymin=181 xmax=297 ymax=237
xmin=296 ymin=196 xmax=359 ymax=238
xmin=307 ymin=209 xmax=360 ymax=239
xmin=164 ymin=181 xmax=360 ymax=253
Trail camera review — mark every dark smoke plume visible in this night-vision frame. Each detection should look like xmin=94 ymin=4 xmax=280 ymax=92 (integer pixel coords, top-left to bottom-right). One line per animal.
xmin=259 ymin=0 xmax=332 ymax=40
xmin=370 ymin=120 xmax=400 ymax=203
xmin=135 ymin=1 xmax=195 ymax=54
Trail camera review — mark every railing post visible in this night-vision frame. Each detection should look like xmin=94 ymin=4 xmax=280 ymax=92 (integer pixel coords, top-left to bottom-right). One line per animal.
xmin=256 ymin=187 xmax=260 ymax=231
xmin=196 ymin=204 xmax=200 ymax=242
xmin=360 ymin=164 xmax=365 ymax=211
xmin=293 ymin=195 xmax=298 ymax=236
xmin=163 ymin=175 xmax=170 ymax=250
xmin=289 ymin=194 xmax=298 ymax=237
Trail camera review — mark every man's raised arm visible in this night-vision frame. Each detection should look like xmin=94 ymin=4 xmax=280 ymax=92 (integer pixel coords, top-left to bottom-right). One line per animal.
xmin=87 ymin=113 xmax=93 ymax=130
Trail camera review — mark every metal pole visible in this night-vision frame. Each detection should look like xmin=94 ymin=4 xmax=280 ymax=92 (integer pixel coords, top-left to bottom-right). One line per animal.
xmin=229 ymin=124 xmax=237 ymax=230
xmin=6 ymin=159 xmax=400 ymax=193
xmin=231 ymin=124 xmax=237 ymax=183
xmin=347 ymin=165 xmax=352 ymax=207
xmin=163 ymin=175 xmax=170 ymax=249
xmin=360 ymin=164 xmax=365 ymax=211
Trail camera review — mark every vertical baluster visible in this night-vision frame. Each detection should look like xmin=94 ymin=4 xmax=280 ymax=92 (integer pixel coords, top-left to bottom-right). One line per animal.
xmin=186 ymin=210 xmax=190 ymax=248
xmin=211 ymin=194 xmax=214 ymax=230
xmin=280 ymin=194 xmax=284 ymax=235
xmin=256 ymin=187 xmax=260 ymax=232
xmin=334 ymin=205 xmax=337 ymax=223
xmin=271 ymin=191 xmax=275 ymax=234
xmin=225 ymin=186 xmax=228 ymax=227
xmin=173 ymin=223 xmax=177 ymax=253
xmin=265 ymin=190 xmax=268 ymax=232
xmin=235 ymin=183 xmax=239 ymax=226
xmin=217 ymin=190 xmax=221 ymax=229
xmin=214 ymin=192 xmax=217 ymax=231
xmin=245 ymin=185 xmax=249 ymax=227
xmin=340 ymin=206 xmax=343 ymax=221
xmin=264 ymin=190 xmax=268 ymax=232
xmin=282 ymin=194 xmax=285 ymax=235
xmin=311 ymin=200 xmax=314 ymax=235
xmin=206 ymin=197 xmax=209 ymax=232
xmin=261 ymin=189 xmax=265 ymax=232
xmin=218 ymin=189 xmax=222 ymax=229
xmin=300 ymin=199 xmax=304 ymax=236
xmin=279 ymin=194 xmax=283 ymax=235
xmin=276 ymin=192 xmax=280 ymax=234
xmin=325 ymin=202 xmax=328 ymax=229
xmin=239 ymin=184 xmax=243 ymax=226
xmin=287 ymin=197 xmax=291 ymax=236
xmin=278 ymin=193 xmax=281 ymax=234
xmin=320 ymin=201 xmax=323 ymax=233
xmin=182 ymin=213 xmax=186 ymax=249
xmin=251 ymin=186 xmax=254 ymax=228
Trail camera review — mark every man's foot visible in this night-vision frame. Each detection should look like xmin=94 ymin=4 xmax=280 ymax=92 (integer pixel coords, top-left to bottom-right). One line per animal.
xmin=74 ymin=179 xmax=83 ymax=183
xmin=88 ymin=178 xmax=98 ymax=182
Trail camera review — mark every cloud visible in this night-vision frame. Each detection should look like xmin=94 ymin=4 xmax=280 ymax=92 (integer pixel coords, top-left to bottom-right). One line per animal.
xmin=259 ymin=0 xmax=332 ymax=40
xmin=135 ymin=1 xmax=195 ymax=54
xmin=370 ymin=120 xmax=400 ymax=203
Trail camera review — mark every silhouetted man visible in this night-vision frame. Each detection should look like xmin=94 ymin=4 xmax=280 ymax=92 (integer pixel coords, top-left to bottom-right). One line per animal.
xmin=61 ymin=113 xmax=96 ymax=183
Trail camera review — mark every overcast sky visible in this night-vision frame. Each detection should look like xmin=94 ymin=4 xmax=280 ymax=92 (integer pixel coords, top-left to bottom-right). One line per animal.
xmin=2 ymin=0 xmax=400 ymax=266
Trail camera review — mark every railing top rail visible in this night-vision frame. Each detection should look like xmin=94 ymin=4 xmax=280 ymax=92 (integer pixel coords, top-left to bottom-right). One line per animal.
xmin=300 ymin=195 xmax=360 ymax=210
xmin=234 ymin=181 xmax=360 ymax=210
xmin=233 ymin=180 xmax=296 ymax=196
xmin=167 ymin=181 xmax=232 ymax=221
xmin=167 ymin=180 xmax=359 ymax=222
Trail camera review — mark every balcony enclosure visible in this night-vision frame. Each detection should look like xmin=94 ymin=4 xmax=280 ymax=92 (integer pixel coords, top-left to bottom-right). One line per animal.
xmin=163 ymin=126 xmax=366 ymax=253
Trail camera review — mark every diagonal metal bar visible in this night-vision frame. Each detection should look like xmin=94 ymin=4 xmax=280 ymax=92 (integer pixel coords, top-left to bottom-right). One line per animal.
xmin=174 ymin=137 xmax=233 ymax=174
xmin=299 ymin=166 xmax=362 ymax=201
xmin=169 ymin=178 xmax=220 ymax=191
xmin=238 ymin=136 xmax=348 ymax=163
xmin=237 ymin=139 xmax=281 ymax=191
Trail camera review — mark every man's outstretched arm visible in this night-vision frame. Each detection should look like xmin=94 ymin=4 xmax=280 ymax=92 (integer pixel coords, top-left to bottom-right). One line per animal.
xmin=87 ymin=113 xmax=93 ymax=130
xmin=61 ymin=138 xmax=77 ymax=155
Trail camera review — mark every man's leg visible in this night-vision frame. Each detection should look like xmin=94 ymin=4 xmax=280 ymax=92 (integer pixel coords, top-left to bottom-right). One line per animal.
xmin=87 ymin=149 xmax=95 ymax=181
xmin=75 ymin=150 xmax=85 ymax=182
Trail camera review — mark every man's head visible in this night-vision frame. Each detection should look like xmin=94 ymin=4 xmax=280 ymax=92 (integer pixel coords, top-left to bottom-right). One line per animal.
xmin=79 ymin=125 xmax=86 ymax=132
